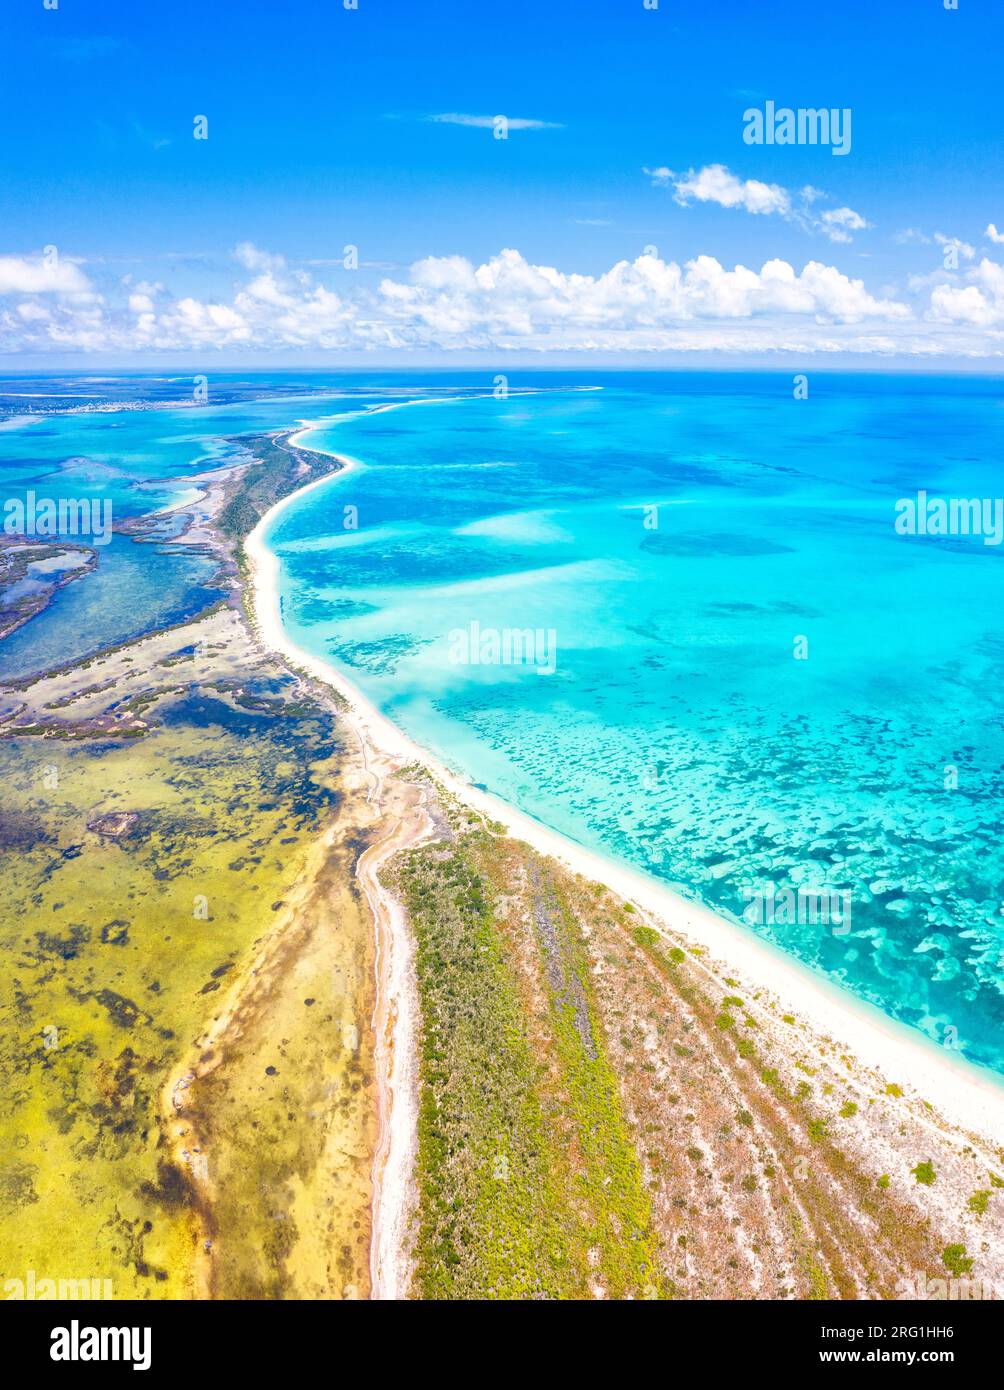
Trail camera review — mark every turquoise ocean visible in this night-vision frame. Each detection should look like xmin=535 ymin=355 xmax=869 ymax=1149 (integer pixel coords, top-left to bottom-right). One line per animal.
xmin=3 ymin=372 xmax=1004 ymax=1075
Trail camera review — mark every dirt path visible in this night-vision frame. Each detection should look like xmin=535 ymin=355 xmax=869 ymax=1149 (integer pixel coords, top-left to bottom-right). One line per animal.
xmin=352 ymin=737 xmax=436 ymax=1301
xmin=156 ymin=683 xmax=439 ymax=1301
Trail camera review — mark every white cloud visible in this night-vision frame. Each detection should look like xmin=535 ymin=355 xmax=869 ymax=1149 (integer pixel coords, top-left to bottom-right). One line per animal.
xmin=819 ymin=207 xmax=869 ymax=243
xmin=929 ymin=258 xmax=1004 ymax=325
xmin=234 ymin=242 xmax=286 ymax=273
xmin=156 ymin=297 xmax=250 ymax=345
xmin=647 ymin=163 xmax=791 ymax=216
xmin=4 ymin=242 xmax=1004 ymax=358
xmin=375 ymin=248 xmax=909 ymax=350
xmin=17 ymin=302 xmax=51 ymax=322
xmin=0 ymin=253 xmax=92 ymax=296
xmin=646 ymin=163 xmax=870 ymax=243
xmin=426 ymin=113 xmax=563 ymax=130
xmin=984 ymin=223 xmax=1004 ymax=245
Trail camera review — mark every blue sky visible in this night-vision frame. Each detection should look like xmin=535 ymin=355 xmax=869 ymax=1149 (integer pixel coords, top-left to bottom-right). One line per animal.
xmin=2 ymin=0 xmax=1003 ymax=364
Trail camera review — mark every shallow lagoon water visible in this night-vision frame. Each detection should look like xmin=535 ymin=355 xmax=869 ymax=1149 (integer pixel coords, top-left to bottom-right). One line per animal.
xmin=0 ymin=377 xmax=442 ymax=676
xmin=265 ymin=373 xmax=1004 ymax=1075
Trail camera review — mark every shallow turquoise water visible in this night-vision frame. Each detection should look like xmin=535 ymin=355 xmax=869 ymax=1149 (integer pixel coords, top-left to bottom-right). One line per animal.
xmin=0 ymin=379 xmax=438 ymax=675
xmin=3 ymin=371 xmax=1003 ymax=1077
xmin=265 ymin=373 xmax=1004 ymax=1075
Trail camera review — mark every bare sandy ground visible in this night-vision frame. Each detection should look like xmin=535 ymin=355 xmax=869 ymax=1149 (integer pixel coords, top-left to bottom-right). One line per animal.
xmin=357 ymin=766 xmax=432 ymax=1300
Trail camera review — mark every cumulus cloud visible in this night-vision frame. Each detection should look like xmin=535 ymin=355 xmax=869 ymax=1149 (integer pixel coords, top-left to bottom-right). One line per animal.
xmin=0 ymin=253 xmax=92 ymax=296
xmin=984 ymin=223 xmax=1004 ymax=245
xmin=3 ymin=241 xmax=1003 ymax=358
xmin=375 ymin=248 xmax=907 ymax=348
xmin=646 ymin=163 xmax=790 ymax=216
xmin=0 ymin=243 xmax=356 ymax=354
xmin=929 ymin=258 xmax=1004 ymax=325
xmin=234 ymin=242 xmax=286 ymax=273
xmin=646 ymin=163 xmax=869 ymax=243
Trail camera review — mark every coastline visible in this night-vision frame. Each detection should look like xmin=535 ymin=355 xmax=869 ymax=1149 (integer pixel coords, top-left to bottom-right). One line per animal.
xmin=246 ymin=438 xmax=1004 ymax=1171
xmin=4 ymin=403 xmax=1002 ymax=1299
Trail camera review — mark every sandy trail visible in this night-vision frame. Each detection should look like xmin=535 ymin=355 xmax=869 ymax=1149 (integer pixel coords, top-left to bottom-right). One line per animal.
xmin=356 ymin=753 xmax=435 ymax=1301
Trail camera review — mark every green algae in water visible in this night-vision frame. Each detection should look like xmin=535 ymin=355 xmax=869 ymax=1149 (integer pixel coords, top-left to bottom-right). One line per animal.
xmin=0 ymin=696 xmax=342 ymax=1297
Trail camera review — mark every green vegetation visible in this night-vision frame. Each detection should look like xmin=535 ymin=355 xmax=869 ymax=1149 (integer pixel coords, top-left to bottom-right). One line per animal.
xmin=942 ymin=1244 xmax=973 ymax=1277
xmin=217 ymin=431 xmax=340 ymax=543
xmin=398 ymin=831 xmax=661 ymax=1300
xmin=632 ymin=925 xmax=661 ymax=949
xmin=912 ymin=1160 xmax=936 ymax=1186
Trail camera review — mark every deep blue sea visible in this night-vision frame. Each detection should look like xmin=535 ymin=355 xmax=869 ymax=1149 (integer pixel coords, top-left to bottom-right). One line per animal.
xmin=3 ymin=371 xmax=1004 ymax=1076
